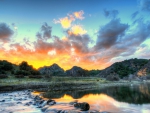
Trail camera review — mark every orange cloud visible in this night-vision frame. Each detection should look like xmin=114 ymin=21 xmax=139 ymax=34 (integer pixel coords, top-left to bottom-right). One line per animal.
xmin=74 ymin=10 xmax=84 ymax=20
xmin=54 ymin=10 xmax=84 ymax=29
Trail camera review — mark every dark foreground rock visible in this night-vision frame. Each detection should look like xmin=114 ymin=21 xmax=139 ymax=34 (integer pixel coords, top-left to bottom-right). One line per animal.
xmin=74 ymin=102 xmax=90 ymax=111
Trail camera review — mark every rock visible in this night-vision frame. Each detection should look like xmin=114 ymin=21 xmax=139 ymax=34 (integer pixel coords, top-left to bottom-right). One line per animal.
xmin=25 ymin=102 xmax=30 ymax=106
xmin=0 ymin=100 xmax=5 ymax=102
xmin=90 ymin=111 xmax=100 ymax=113
xmin=47 ymin=99 xmax=56 ymax=105
xmin=45 ymin=108 xmax=58 ymax=113
xmin=17 ymin=102 xmax=22 ymax=104
xmin=35 ymin=100 xmax=44 ymax=107
xmin=38 ymin=100 xmax=47 ymax=108
xmin=41 ymin=105 xmax=49 ymax=112
xmin=99 ymin=111 xmax=111 ymax=113
xmin=74 ymin=102 xmax=90 ymax=111
xmin=69 ymin=100 xmax=78 ymax=105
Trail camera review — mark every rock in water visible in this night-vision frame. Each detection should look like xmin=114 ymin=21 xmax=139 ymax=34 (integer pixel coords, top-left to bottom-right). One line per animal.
xmin=74 ymin=102 xmax=90 ymax=111
xmin=47 ymin=99 xmax=56 ymax=105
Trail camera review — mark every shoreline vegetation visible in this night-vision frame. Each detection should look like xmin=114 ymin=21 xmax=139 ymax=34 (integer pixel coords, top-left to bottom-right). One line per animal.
xmin=1 ymin=58 xmax=150 ymax=92
xmin=0 ymin=76 xmax=150 ymax=92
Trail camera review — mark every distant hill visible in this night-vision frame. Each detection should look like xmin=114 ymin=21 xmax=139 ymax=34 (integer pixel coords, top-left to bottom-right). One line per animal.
xmin=1 ymin=58 xmax=150 ymax=78
xmin=38 ymin=63 xmax=65 ymax=76
xmin=98 ymin=58 xmax=149 ymax=78
xmin=66 ymin=66 xmax=88 ymax=77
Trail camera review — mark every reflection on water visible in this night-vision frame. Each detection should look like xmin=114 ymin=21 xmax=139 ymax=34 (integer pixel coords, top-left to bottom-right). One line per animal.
xmin=42 ymin=83 xmax=150 ymax=113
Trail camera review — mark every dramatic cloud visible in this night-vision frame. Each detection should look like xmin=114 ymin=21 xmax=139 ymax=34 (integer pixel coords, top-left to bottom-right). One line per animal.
xmin=36 ymin=23 xmax=52 ymax=40
xmin=95 ymin=18 xmax=150 ymax=65
xmin=103 ymin=9 xmax=119 ymax=19
xmin=54 ymin=10 xmax=84 ymax=28
xmin=1 ymin=6 xmax=150 ymax=71
xmin=139 ymin=0 xmax=150 ymax=12
xmin=0 ymin=23 xmax=14 ymax=42
xmin=95 ymin=19 xmax=129 ymax=50
xmin=74 ymin=10 xmax=84 ymax=20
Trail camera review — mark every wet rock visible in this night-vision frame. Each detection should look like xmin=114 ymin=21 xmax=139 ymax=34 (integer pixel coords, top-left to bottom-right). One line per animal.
xmin=34 ymin=95 xmax=42 ymax=100
xmin=28 ymin=101 xmax=33 ymax=104
xmin=47 ymin=99 xmax=56 ymax=105
xmin=41 ymin=105 xmax=49 ymax=112
xmin=45 ymin=108 xmax=58 ymax=113
xmin=99 ymin=111 xmax=110 ymax=113
xmin=35 ymin=100 xmax=44 ymax=106
xmin=69 ymin=100 xmax=78 ymax=105
xmin=25 ymin=102 xmax=31 ymax=106
xmin=74 ymin=102 xmax=90 ymax=111
xmin=17 ymin=102 xmax=22 ymax=104
xmin=90 ymin=111 xmax=100 ymax=113
xmin=59 ymin=110 xmax=68 ymax=113
xmin=0 ymin=100 xmax=5 ymax=102
xmin=40 ymin=100 xmax=47 ymax=107
xmin=38 ymin=100 xmax=47 ymax=108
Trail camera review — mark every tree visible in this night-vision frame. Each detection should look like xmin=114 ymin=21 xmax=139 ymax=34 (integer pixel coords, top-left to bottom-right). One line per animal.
xmin=19 ymin=61 xmax=32 ymax=71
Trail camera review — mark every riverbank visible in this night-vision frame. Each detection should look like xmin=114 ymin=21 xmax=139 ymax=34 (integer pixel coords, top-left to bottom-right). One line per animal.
xmin=0 ymin=76 xmax=150 ymax=92
xmin=0 ymin=90 xmax=41 ymax=113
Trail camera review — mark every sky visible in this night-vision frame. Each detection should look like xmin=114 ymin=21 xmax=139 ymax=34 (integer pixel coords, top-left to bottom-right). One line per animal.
xmin=0 ymin=0 xmax=150 ymax=70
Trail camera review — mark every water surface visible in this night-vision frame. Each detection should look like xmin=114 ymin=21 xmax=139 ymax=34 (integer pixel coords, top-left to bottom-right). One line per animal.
xmin=42 ymin=83 xmax=150 ymax=113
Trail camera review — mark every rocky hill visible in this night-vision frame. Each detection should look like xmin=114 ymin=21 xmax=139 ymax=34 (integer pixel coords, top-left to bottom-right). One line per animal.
xmin=66 ymin=66 xmax=88 ymax=76
xmin=136 ymin=60 xmax=150 ymax=76
xmin=38 ymin=63 xmax=65 ymax=76
xmin=98 ymin=58 xmax=149 ymax=78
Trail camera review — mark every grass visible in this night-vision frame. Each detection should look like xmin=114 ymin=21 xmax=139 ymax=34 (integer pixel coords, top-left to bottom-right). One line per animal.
xmin=0 ymin=76 xmax=108 ymax=86
xmin=1 ymin=76 xmax=148 ymax=92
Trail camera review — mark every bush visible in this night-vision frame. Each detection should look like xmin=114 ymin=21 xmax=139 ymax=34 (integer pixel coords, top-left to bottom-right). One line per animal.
xmin=29 ymin=75 xmax=42 ymax=79
xmin=0 ymin=74 xmax=8 ymax=79
xmin=0 ymin=60 xmax=13 ymax=71
xmin=15 ymin=70 xmax=31 ymax=76
xmin=43 ymin=74 xmax=52 ymax=82
xmin=106 ymin=75 xmax=120 ymax=81
xmin=15 ymin=75 xmax=24 ymax=78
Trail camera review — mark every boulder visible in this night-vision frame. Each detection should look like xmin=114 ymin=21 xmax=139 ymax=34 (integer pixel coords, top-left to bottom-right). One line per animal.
xmin=47 ymin=99 xmax=56 ymax=105
xmin=74 ymin=102 xmax=90 ymax=111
